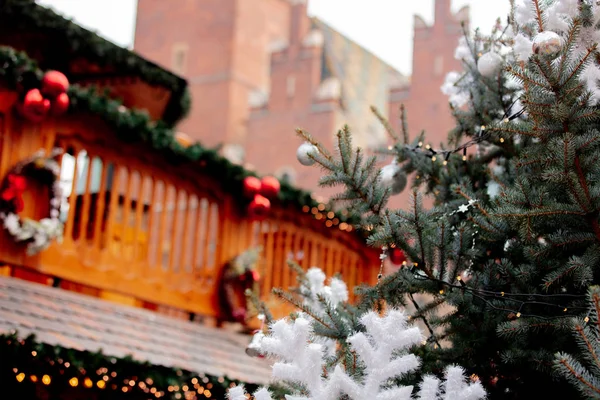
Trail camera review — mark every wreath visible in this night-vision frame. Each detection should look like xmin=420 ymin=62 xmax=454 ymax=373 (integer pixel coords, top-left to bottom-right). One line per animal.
xmin=0 ymin=149 xmax=64 ymax=255
xmin=218 ymin=246 xmax=262 ymax=324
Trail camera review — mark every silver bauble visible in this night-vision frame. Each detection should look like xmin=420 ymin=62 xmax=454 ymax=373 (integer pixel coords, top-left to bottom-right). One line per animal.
xmin=532 ymin=31 xmax=562 ymax=58
xmin=297 ymin=142 xmax=318 ymax=166
xmin=477 ymin=51 xmax=503 ymax=78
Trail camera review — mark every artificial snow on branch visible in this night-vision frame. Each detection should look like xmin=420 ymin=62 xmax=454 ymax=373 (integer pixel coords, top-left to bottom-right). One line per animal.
xmin=231 ymin=304 xmax=485 ymax=399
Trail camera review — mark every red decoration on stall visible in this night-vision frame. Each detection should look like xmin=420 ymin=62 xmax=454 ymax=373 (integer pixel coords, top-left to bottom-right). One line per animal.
xmin=259 ymin=176 xmax=280 ymax=199
xmin=1 ymin=174 xmax=27 ymax=213
xmin=50 ymin=92 xmax=70 ymax=116
xmin=41 ymin=70 xmax=70 ymax=99
xmin=242 ymin=176 xmax=262 ymax=198
xmin=21 ymin=89 xmax=50 ymax=123
xmin=247 ymin=194 xmax=271 ymax=221
xmin=17 ymin=71 xmax=70 ymax=123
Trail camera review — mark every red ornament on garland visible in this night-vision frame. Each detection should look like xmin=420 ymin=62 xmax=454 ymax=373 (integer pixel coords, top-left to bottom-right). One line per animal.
xmin=259 ymin=176 xmax=280 ymax=199
xmin=21 ymin=89 xmax=50 ymax=123
xmin=243 ymin=176 xmax=262 ymax=198
xmin=50 ymin=92 xmax=70 ymax=116
xmin=389 ymin=248 xmax=406 ymax=265
xmin=248 ymin=194 xmax=270 ymax=221
xmin=41 ymin=70 xmax=69 ymax=99
xmin=1 ymin=174 xmax=27 ymax=213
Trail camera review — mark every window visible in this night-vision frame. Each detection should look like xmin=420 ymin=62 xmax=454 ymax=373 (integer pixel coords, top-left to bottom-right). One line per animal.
xmin=171 ymin=43 xmax=189 ymax=75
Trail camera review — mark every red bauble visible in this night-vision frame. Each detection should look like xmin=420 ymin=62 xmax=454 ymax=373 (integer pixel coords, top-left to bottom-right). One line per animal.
xmin=248 ymin=194 xmax=270 ymax=221
xmin=50 ymin=92 xmax=70 ymax=116
xmin=21 ymin=89 xmax=50 ymax=122
xmin=259 ymin=176 xmax=280 ymax=199
xmin=41 ymin=70 xmax=69 ymax=99
xmin=243 ymin=176 xmax=261 ymax=198
xmin=389 ymin=248 xmax=406 ymax=265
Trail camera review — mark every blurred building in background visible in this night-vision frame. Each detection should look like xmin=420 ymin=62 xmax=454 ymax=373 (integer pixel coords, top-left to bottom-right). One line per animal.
xmin=134 ymin=0 xmax=468 ymax=203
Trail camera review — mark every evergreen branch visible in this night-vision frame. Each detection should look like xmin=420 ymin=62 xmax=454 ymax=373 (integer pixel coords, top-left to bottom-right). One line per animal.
xmin=272 ymin=288 xmax=334 ymax=330
xmin=411 ymin=192 xmax=435 ymax=279
xmin=400 ymin=104 xmax=409 ymax=145
xmin=494 ymin=210 xmax=587 ymax=218
xmin=507 ymin=65 xmax=553 ymax=91
xmin=533 ymin=0 xmax=545 ymax=32
xmin=561 ymin=44 xmax=598 ymax=89
xmin=574 ymin=322 xmax=600 ymax=374
xmin=370 ymin=105 xmax=399 ymax=142
xmin=408 ymin=293 xmax=442 ymax=349
xmin=557 ymin=357 xmax=600 ymax=395
xmin=574 ymin=153 xmax=600 ymax=242
xmin=296 ymin=128 xmax=334 ymax=162
xmin=558 ymin=20 xmax=582 ymax=79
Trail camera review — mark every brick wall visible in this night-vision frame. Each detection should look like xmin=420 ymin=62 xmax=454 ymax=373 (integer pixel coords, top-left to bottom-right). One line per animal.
xmin=134 ymin=0 xmax=469 ymax=207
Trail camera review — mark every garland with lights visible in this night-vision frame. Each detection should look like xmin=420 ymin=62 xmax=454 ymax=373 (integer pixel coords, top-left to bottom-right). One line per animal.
xmin=0 ymin=46 xmax=360 ymax=231
xmin=1 ymin=333 xmax=258 ymax=400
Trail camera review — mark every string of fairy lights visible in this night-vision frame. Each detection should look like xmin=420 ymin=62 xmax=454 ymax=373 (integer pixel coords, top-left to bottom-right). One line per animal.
xmin=4 ymin=334 xmax=251 ymax=400
xmin=388 ymin=102 xmax=526 ymax=164
xmin=374 ymin=103 xmax=595 ymax=327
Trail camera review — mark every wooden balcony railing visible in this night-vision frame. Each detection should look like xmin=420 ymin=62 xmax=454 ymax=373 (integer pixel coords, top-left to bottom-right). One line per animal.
xmin=0 ymin=89 xmax=379 ymax=320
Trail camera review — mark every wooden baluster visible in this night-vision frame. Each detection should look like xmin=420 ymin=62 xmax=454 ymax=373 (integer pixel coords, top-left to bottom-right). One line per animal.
xmin=236 ymin=219 xmax=247 ymax=254
xmin=119 ymin=169 xmax=135 ymax=260
xmin=291 ymin=227 xmax=302 ymax=283
xmin=325 ymin=242 xmax=334 ymax=277
xmin=156 ymin=183 xmax=170 ymax=279
xmin=63 ymin=148 xmax=81 ymax=243
xmin=77 ymin=153 xmax=95 ymax=244
xmin=102 ymin=166 xmax=121 ymax=270
xmin=144 ymin=178 xmax=157 ymax=269
xmin=261 ymin=220 xmax=276 ymax=297
xmin=246 ymin=219 xmax=255 ymax=250
xmin=178 ymin=191 xmax=191 ymax=286
xmin=310 ymin=239 xmax=319 ymax=269
xmin=191 ymin=198 xmax=205 ymax=283
xmin=167 ymin=189 xmax=183 ymax=288
xmin=302 ymin=233 xmax=310 ymax=271
xmin=92 ymin=160 xmax=110 ymax=251
xmin=202 ymin=202 xmax=217 ymax=276
xmin=214 ymin=197 xmax=232 ymax=274
xmin=271 ymin=226 xmax=283 ymax=289
xmin=333 ymin=243 xmax=343 ymax=277
xmin=340 ymin=249 xmax=349 ymax=282
xmin=131 ymin=174 xmax=147 ymax=279
xmin=282 ymin=225 xmax=293 ymax=290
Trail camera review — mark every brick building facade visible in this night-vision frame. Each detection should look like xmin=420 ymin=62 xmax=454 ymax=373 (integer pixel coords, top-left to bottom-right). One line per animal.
xmin=134 ymin=0 xmax=469 ymax=205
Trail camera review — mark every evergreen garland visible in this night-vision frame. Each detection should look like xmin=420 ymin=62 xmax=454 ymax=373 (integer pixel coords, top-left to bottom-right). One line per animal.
xmin=0 ymin=332 xmax=257 ymax=400
xmin=0 ymin=0 xmax=190 ymax=126
xmin=0 ymin=46 xmax=358 ymax=226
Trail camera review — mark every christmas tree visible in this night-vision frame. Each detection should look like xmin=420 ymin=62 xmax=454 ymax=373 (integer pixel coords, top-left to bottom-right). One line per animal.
xmin=231 ymin=0 xmax=600 ymax=398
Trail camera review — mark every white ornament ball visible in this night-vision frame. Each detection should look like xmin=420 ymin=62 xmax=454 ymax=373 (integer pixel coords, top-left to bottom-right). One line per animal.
xmin=296 ymin=142 xmax=318 ymax=166
xmin=532 ymin=31 xmax=562 ymax=57
xmin=380 ymin=163 xmax=407 ymax=195
xmin=477 ymin=51 xmax=503 ymax=78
